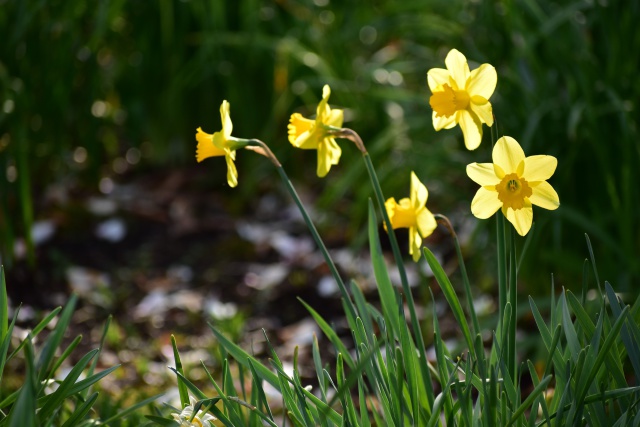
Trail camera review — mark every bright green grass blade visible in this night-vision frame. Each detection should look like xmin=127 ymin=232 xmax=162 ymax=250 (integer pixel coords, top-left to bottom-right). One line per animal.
xmin=359 ymin=379 xmax=371 ymax=427
xmin=529 ymin=296 xmax=566 ymax=382
xmin=36 ymin=294 xmax=78 ymax=382
xmin=8 ymin=338 xmax=37 ymax=427
xmin=7 ymin=306 xmax=61 ymax=362
xmin=145 ymin=414 xmax=179 ymax=426
xmin=298 ymin=298 xmax=355 ymax=369
xmin=248 ymin=359 xmax=276 ymax=422
xmin=0 ymin=266 xmax=7 ymax=345
xmin=0 ymin=302 xmax=19 ymax=391
xmin=585 ymin=234 xmax=602 ymax=294
xmin=431 ymin=288 xmax=454 ymax=419
xmin=84 ymin=315 xmax=111 ymax=399
xmin=210 ymin=325 xmax=279 ymax=387
xmin=37 ymin=348 xmax=99 ymax=419
xmin=605 ymin=282 xmax=640 ymax=381
xmin=507 ymin=375 xmax=552 ymax=426
xmin=312 ymin=334 xmax=328 ymax=402
xmin=368 ymin=200 xmax=401 ymax=338
xmin=561 ymin=291 xmax=581 ymax=362
xmin=48 ymin=335 xmax=82 ymax=380
xmin=423 ymin=246 xmax=474 ymax=354
xmin=567 ymin=291 xmax=627 ymax=389
xmin=170 ymin=335 xmax=189 ymax=409
xmin=62 ymin=364 xmax=119 ymax=397
xmin=527 ymin=360 xmax=551 ymax=427
xmin=576 ymin=306 xmax=630 ymax=405
xmin=59 ymin=391 xmax=99 ymax=427
xmin=101 ymin=393 xmax=164 ymax=425
xmin=168 ymin=367 xmax=207 ymax=400
xmin=351 ymin=280 xmax=374 ymax=345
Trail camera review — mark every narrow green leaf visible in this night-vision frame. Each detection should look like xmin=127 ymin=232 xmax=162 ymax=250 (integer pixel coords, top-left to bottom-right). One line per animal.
xmin=299 ymin=298 xmax=355 ymax=369
xmin=170 ymin=335 xmax=189 ymax=409
xmin=0 ymin=266 xmax=7 ymax=344
xmin=8 ymin=338 xmax=37 ymax=427
xmin=506 ymin=375 xmax=552 ymax=426
xmin=102 ymin=393 xmax=164 ymax=425
xmin=36 ymin=294 xmax=78 ymax=382
xmin=368 ymin=200 xmax=401 ymax=337
xmin=423 ymin=246 xmax=474 ymax=354
xmin=60 ymin=392 xmax=99 ymax=427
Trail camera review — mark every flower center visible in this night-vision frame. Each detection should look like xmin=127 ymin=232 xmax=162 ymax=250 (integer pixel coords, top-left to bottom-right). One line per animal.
xmin=496 ymin=173 xmax=532 ymax=210
xmin=429 ymin=84 xmax=471 ymax=118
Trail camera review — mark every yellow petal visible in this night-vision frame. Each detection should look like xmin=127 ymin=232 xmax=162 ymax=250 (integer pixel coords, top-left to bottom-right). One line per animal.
xmin=316 ymin=84 xmax=332 ymax=121
xmin=529 ymin=181 xmax=560 ymax=210
xmin=225 ymin=152 xmax=238 ymax=188
xmin=467 ymin=162 xmax=500 ymax=186
xmin=410 ymin=171 xmax=428 ymax=209
xmin=288 ymin=113 xmax=318 ymax=149
xmin=316 ymin=137 xmax=341 ymax=177
xmin=325 ymin=108 xmax=344 ymax=128
xmin=432 ymin=111 xmax=457 ymax=131
xmin=467 ymin=64 xmax=497 ymax=99
xmin=427 ymin=68 xmax=451 ymax=92
xmin=469 ymin=98 xmax=493 ymax=126
xmin=220 ymin=100 xmax=233 ymax=139
xmin=504 ymin=202 xmax=533 ymax=236
xmin=196 ymin=127 xmax=226 ymax=161
xmin=409 ymin=226 xmax=422 ymax=262
xmin=523 ymin=155 xmax=557 ymax=181
xmin=384 ymin=198 xmax=398 ymax=231
xmin=471 ymin=187 xmax=502 ymax=219
xmin=458 ymin=110 xmax=483 ymax=150
xmin=416 ymin=208 xmax=437 ymax=240
xmin=444 ymin=49 xmax=470 ymax=90
xmin=493 ymin=136 xmax=525 ymax=174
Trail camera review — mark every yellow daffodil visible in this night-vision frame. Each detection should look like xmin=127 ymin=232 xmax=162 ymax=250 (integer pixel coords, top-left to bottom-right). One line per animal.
xmin=427 ymin=49 xmax=497 ymax=150
xmin=196 ymin=100 xmax=241 ymax=187
xmin=385 ymin=172 xmax=437 ymax=262
xmin=288 ymin=84 xmax=344 ymax=177
xmin=467 ymin=136 xmax=560 ymax=236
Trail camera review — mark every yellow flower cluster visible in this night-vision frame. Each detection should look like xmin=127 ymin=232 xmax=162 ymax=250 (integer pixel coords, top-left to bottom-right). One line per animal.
xmin=194 ymin=48 xmax=559 ymax=260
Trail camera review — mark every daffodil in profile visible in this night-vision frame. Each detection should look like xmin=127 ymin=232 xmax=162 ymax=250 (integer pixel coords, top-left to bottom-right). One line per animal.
xmin=288 ymin=84 xmax=344 ymax=177
xmin=385 ymin=172 xmax=437 ymax=262
xmin=467 ymin=136 xmax=559 ymax=236
xmin=427 ymin=49 xmax=497 ymax=150
xmin=196 ymin=100 xmax=243 ymax=187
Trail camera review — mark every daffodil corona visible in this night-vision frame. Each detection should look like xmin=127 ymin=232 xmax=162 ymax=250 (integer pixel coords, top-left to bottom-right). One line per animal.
xmin=385 ymin=172 xmax=437 ymax=262
xmin=467 ymin=136 xmax=560 ymax=236
xmin=427 ymin=49 xmax=497 ymax=150
xmin=196 ymin=100 xmax=242 ymax=188
xmin=288 ymin=85 xmax=344 ymax=177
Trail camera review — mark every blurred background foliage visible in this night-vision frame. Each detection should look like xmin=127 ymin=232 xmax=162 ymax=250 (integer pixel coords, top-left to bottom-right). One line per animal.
xmin=0 ymin=0 xmax=638 ymax=294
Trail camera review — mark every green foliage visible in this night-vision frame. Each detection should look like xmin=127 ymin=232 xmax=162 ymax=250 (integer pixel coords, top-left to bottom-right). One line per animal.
xmin=0 ymin=269 xmax=156 ymax=426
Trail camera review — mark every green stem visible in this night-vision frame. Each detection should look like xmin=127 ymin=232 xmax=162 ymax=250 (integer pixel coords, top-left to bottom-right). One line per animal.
xmin=434 ymin=214 xmax=480 ymax=337
xmin=508 ymin=224 xmax=517 ymax=384
xmin=274 ymin=165 xmax=357 ymax=323
xmin=336 ymin=128 xmax=436 ymax=406
xmin=496 ymin=212 xmax=507 ymax=349
xmin=247 ymin=139 xmax=357 ymax=323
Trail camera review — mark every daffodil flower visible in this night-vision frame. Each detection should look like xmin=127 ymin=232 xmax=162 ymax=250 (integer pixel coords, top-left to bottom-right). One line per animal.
xmin=385 ymin=172 xmax=437 ymax=262
xmin=467 ymin=136 xmax=560 ymax=236
xmin=171 ymin=396 xmax=216 ymax=427
xmin=196 ymin=100 xmax=245 ymax=187
xmin=427 ymin=49 xmax=497 ymax=150
xmin=288 ymin=84 xmax=344 ymax=177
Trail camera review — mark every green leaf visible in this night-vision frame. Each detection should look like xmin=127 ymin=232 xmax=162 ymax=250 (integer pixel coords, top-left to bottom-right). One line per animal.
xmin=368 ymin=200 xmax=401 ymax=338
xmin=8 ymin=338 xmax=37 ymax=427
xmin=422 ymin=246 xmax=474 ymax=354
xmin=59 ymin=392 xmax=99 ymax=427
